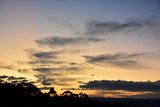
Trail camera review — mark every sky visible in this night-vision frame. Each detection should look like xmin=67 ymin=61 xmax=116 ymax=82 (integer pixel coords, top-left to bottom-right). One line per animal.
xmin=0 ymin=0 xmax=160 ymax=98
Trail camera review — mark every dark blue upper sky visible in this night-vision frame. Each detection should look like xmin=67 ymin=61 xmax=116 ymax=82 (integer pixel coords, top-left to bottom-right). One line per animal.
xmin=36 ymin=0 xmax=160 ymax=24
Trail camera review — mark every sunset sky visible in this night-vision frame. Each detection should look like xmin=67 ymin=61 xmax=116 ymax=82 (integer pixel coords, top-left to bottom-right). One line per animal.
xmin=0 ymin=0 xmax=160 ymax=98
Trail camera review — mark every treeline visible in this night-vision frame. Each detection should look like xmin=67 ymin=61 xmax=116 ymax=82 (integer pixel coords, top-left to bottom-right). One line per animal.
xmin=0 ymin=82 xmax=126 ymax=107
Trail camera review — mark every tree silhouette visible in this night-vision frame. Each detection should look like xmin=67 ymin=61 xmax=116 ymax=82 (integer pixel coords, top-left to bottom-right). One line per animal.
xmin=0 ymin=82 xmax=129 ymax=107
xmin=61 ymin=90 xmax=73 ymax=97
xmin=48 ymin=87 xmax=57 ymax=97
xmin=79 ymin=92 xmax=88 ymax=99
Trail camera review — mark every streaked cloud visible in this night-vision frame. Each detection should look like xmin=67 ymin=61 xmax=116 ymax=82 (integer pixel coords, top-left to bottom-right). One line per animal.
xmin=35 ymin=36 xmax=103 ymax=48
xmin=41 ymin=77 xmax=55 ymax=86
xmin=85 ymin=19 xmax=160 ymax=36
xmin=28 ymin=61 xmax=63 ymax=66
xmin=40 ymin=86 xmax=54 ymax=90
xmin=26 ymin=49 xmax=60 ymax=60
xmin=25 ymin=49 xmax=63 ymax=68
xmin=33 ymin=66 xmax=90 ymax=73
xmin=83 ymin=53 xmax=145 ymax=69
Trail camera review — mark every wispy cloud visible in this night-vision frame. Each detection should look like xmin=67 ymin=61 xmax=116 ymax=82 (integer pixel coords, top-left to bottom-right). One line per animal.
xmin=24 ymin=46 xmax=92 ymax=87
xmin=83 ymin=53 xmax=145 ymax=69
xmin=26 ymin=49 xmax=60 ymax=60
xmin=28 ymin=61 xmax=63 ymax=66
xmin=36 ymin=74 xmax=76 ymax=86
xmin=0 ymin=62 xmax=16 ymax=70
xmin=85 ymin=19 xmax=159 ymax=36
xmin=33 ymin=65 xmax=90 ymax=73
xmin=41 ymin=76 xmax=55 ymax=86
xmin=35 ymin=36 xmax=103 ymax=48
xmin=40 ymin=86 xmax=54 ymax=90
xmin=25 ymin=49 xmax=64 ymax=68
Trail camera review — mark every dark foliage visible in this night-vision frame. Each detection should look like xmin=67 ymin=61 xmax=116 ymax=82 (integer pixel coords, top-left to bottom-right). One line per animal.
xmin=0 ymin=82 xmax=127 ymax=107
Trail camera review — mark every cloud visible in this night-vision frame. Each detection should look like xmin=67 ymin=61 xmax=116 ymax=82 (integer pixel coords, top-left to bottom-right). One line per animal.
xmin=0 ymin=62 xmax=16 ymax=70
xmin=79 ymin=80 xmax=160 ymax=92
xmin=58 ymin=78 xmax=78 ymax=82
xmin=0 ymin=75 xmax=8 ymax=79
xmin=29 ymin=61 xmax=63 ymax=65
xmin=78 ymin=81 xmax=86 ymax=84
xmin=41 ymin=77 xmax=55 ymax=86
xmin=35 ymin=36 xmax=102 ymax=48
xmin=33 ymin=66 xmax=88 ymax=72
xmin=0 ymin=75 xmax=31 ymax=84
xmin=26 ymin=49 xmax=59 ymax=60
xmin=36 ymin=74 xmax=74 ymax=86
xmin=25 ymin=49 xmax=65 ymax=68
xmin=32 ymin=51 xmax=57 ymax=59
xmin=25 ymin=43 xmax=92 ymax=86
xmin=35 ymin=75 xmax=55 ymax=86
xmin=7 ymin=76 xmax=26 ymax=81
xmin=40 ymin=86 xmax=54 ymax=90
xmin=127 ymin=92 xmax=160 ymax=98
xmin=83 ymin=53 xmax=145 ymax=69
xmin=33 ymin=68 xmax=54 ymax=72
xmin=85 ymin=19 xmax=159 ymax=36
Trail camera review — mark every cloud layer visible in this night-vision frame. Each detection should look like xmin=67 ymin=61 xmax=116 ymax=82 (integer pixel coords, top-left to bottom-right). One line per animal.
xmin=79 ymin=80 xmax=160 ymax=92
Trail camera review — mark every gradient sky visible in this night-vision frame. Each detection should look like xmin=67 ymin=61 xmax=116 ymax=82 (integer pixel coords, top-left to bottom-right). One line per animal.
xmin=0 ymin=0 xmax=160 ymax=98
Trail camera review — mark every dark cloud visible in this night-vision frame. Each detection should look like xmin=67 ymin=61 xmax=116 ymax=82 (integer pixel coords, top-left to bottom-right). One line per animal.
xmin=83 ymin=53 xmax=145 ymax=69
xmin=79 ymin=80 xmax=160 ymax=92
xmin=70 ymin=63 xmax=78 ymax=65
xmin=36 ymin=75 xmax=73 ymax=86
xmin=25 ymin=47 xmax=92 ymax=86
xmin=61 ymin=88 xmax=80 ymax=90
xmin=32 ymin=51 xmax=57 ymax=59
xmin=26 ymin=49 xmax=59 ymax=60
xmin=7 ymin=76 xmax=26 ymax=81
xmin=0 ymin=75 xmax=26 ymax=81
xmin=36 ymin=75 xmax=55 ymax=86
xmin=0 ymin=75 xmax=30 ymax=84
xmin=33 ymin=66 xmax=87 ymax=72
xmin=41 ymin=77 xmax=55 ymax=86
xmin=25 ymin=49 xmax=65 ymax=68
xmin=28 ymin=61 xmax=63 ymax=66
xmin=78 ymin=81 xmax=86 ymax=84
xmin=85 ymin=19 xmax=159 ymax=35
xmin=35 ymin=36 xmax=102 ymax=48
xmin=33 ymin=68 xmax=54 ymax=72
xmin=25 ymin=48 xmax=84 ymax=67
xmin=0 ymin=75 xmax=8 ymax=79
xmin=40 ymin=86 xmax=54 ymax=90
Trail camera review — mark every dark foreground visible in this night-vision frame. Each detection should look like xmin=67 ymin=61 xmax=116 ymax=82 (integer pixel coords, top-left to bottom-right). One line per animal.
xmin=0 ymin=82 xmax=159 ymax=107
xmin=91 ymin=97 xmax=160 ymax=107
